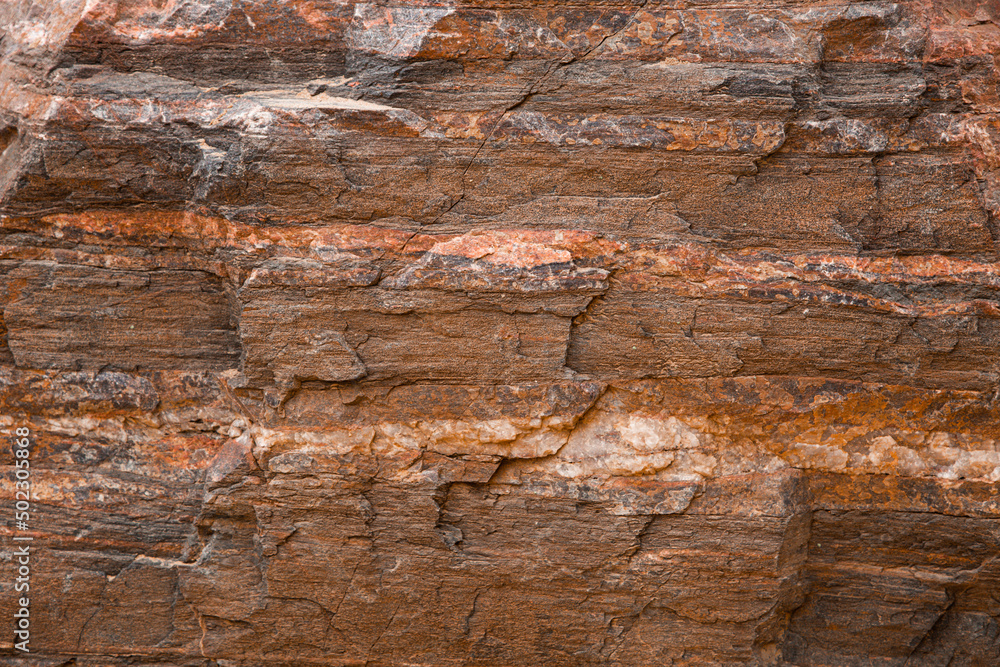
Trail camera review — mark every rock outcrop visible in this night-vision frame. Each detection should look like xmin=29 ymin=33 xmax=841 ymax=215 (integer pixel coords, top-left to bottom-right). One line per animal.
xmin=1 ymin=1 xmax=999 ymax=664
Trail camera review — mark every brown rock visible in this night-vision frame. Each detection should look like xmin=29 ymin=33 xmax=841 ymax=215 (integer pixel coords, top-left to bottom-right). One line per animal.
xmin=2 ymin=1 xmax=1000 ymax=666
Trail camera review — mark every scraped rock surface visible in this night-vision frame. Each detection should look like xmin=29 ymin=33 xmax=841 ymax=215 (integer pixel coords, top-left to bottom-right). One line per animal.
xmin=1 ymin=0 xmax=1000 ymax=665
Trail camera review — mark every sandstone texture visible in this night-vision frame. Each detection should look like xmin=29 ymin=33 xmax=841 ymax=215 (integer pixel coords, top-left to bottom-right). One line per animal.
xmin=2 ymin=0 xmax=1000 ymax=665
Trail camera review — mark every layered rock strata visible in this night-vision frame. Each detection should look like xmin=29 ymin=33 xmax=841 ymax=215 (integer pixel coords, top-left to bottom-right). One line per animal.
xmin=1 ymin=1 xmax=999 ymax=665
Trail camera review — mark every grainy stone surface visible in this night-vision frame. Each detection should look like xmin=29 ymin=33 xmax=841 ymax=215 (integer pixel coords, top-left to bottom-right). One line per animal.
xmin=1 ymin=1 xmax=1000 ymax=665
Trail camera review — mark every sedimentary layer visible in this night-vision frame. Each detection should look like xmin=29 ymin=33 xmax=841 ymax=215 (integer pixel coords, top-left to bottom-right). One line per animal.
xmin=1 ymin=1 xmax=999 ymax=665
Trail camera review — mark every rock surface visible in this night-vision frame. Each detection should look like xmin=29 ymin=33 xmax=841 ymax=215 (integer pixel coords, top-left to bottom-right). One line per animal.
xmin=1 ymin=0 xmax=1000 ymax=665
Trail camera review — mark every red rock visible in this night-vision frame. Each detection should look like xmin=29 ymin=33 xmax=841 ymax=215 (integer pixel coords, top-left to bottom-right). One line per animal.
xmin=2 ymin=1 xmax=1000 ymax=665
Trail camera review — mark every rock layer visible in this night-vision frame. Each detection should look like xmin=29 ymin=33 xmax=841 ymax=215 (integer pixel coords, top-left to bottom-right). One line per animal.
xmin=1 ymin=1 xmax=1000 ymax=665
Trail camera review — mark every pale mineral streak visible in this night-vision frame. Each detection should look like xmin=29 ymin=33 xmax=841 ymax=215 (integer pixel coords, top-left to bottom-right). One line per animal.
xmin=1 ymin=0 xmax=1000 ymax=665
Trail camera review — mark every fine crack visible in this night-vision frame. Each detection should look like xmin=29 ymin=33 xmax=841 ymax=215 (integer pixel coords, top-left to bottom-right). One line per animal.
xmin=365 ymin=604 xmax=401 ymax=664
xmin=903 ymin=592 xmax=956 ymax=665
xmin=485 ymin=382 xmax=609 ymax=484
xmin=620 ymin=514 xmax=657 ymax=569
xmin=438 ymin=3 xmax=650 ymax=226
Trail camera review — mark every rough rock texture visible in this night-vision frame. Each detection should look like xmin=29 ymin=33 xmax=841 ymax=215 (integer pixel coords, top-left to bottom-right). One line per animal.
xmin=1 ymin=1 xmax=1000 ymax=665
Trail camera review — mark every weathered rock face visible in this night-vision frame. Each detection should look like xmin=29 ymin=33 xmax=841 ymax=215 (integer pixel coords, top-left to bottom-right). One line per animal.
xmin=1 ymin=1 xmax=999 ymax=665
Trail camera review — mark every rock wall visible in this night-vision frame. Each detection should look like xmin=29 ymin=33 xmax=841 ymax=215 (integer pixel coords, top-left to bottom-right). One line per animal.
xmin=1 ymin=1 xmax=999 ymax=665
